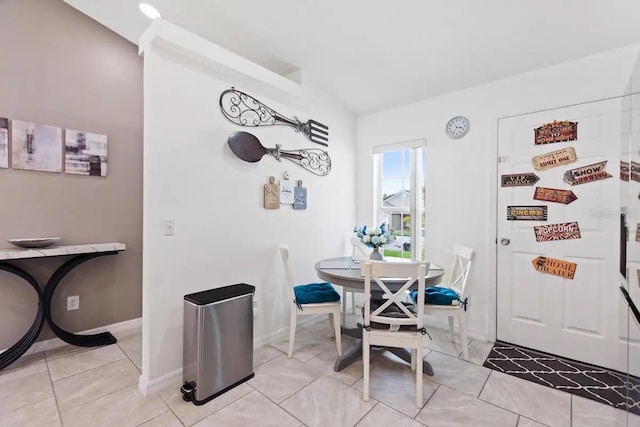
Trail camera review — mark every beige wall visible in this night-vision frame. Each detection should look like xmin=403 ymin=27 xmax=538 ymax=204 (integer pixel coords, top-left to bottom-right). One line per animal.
xmin=0 ymin=0 xmax=142 ymax=348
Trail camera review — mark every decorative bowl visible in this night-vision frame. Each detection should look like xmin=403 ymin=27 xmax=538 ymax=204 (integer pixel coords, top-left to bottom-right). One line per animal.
xmin=7 ymin=237 xmax=62 ymax=249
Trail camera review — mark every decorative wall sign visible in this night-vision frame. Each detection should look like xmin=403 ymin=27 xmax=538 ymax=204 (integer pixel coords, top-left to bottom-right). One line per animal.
xmin=631 ymin=161 xmax=640 ymax=183
xmin=293 ymin=180 xmax=307 ymax=210
xmin=65 ymin=129 xmax=108 ymax=176
xmin=532 ymin=147 xmax=577 ymax=171
xmin=532 ymin=256 xmax=577 ymax=279
xmin=533 ymin=222 xmax=581 ymax=242
xmin=0 ymin=117 xmax=8 ymax=169
xmin=220 ymin=87 xmax=329 ymax=146
xmin=637 ymin=269 xmax=640 ymax=287
xmin=621 ymin=161 xmax=630 ymax=182
xmin=636 ymin=223 xmax=640 ymax=243
xmin=501 ymin=173 xmax=540 ymax=187
xmin=507 ymin=206 xmax=548 ymax=221
xmin=533 ymin=187 xmax=577 ymax=204
xmin=534 ymin=120 xmax=578 ymax=145
xmin=563 ymin=161 xmax=612 ymax=186
xmin=264 ymin=176 xmax=280 ymax=209
xmin=279 ymin=172 xmax=294 ymax=204
xmin=11 ymin=120 xmax=62 ymax=173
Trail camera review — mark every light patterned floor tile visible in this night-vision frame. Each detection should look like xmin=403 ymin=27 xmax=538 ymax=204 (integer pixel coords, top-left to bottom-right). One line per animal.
xmin=53 ymin=358 xmax=139 ymax=412
xmin=0 ymin=396 xmax=60 ymax=427
xmin=517 ymin=417 xmax=548 ymax=427
xmin=281 ymin=375 xmax=377 ymax=427
xmin=479 ymin=371 xmax=570 ymax=427
xmin=305 ymin=341 xmax=367 ymax=386
xmin=426 ymin=350 xmax=491 ymax=397
xmin=0 ymin=370 xmax=53 ymax=415
xmin=249 ymin=354 xmax=323 ymax=403
xmin=0 ymin=352 xmax=48 ymax=385
xmin=352 ymin=362 xmax=439 ymax=417
xmin=271 ymin=330 xmax=337 ymax=362
xmin=193 ymin=390 xmax=300 ymax=427
xmin=45 ymin=344 xmax=92 ymax=361
xmin=139 ymin=411 xmax=184 ymax=427
xmin=416 ymin=385 xmax=518 ymax=427
xmin=115 ymin=328 xmax=142 ymax=370
xmin=422 ymin=327 xmax=468 ymax=358
xmin=302 ymin=317 xmax=336 ymax=337
xmin=355 ymin=403 xmax=425 ymax=427
xmin=254 ymin=344 xmax=284 ymax=368
xmin=60 ymin=385 xmax=167 ymax=427
xmin=47 ymin=344 xmax=126 ymax=381
xmin=465 ymin=340 xmax=494 ymax=366
xmin=572 ymin=395 xmax=640 ymax=427
xmin=159 ymin=381 xmax=253 ymax=426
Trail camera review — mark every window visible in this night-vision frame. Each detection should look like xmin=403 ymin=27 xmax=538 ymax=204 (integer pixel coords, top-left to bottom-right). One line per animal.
xmin=372 ymin=140 xmax=426 ymax=260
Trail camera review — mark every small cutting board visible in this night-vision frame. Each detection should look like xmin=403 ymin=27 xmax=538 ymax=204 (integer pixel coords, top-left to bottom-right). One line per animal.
xmin=293 ymin=180 xmax=307 ymax=210
xmin=264 ymin=176 xmax=280 ymax=209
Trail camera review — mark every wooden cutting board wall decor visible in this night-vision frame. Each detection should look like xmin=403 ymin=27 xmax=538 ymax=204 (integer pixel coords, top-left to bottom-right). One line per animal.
xmin=534 ymin=120 xmax=578 ymax=145
xmin=507 ymin=206 xmax=548 ymax=221
xmin=533 ymin=187 xmax=578 ymax=204
xmin=563 ymin=160 xmax=612 ymax=186
xmin=532 ymin=147 xmax=577 ymax=170
xmin=264 ymin=176 xmax=280 ymax=209
xmin=293 ymin=180 xmax=307 ymax=210
xmin=279 ymin=172 xmax=294 ymax=205
xmin=501 ymin=173 xmax=540 ymax=187
xmin=532 ymin=256 xmax=577 ymax=279
xmin=533 ymin=222 xmax=581 ymax=242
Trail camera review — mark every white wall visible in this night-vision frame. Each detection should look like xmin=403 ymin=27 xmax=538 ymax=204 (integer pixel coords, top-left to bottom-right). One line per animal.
xmin=139 ymin=21 xmax=357 ymax=390
xmin=357 ymin=44 xmax=640 ymax=341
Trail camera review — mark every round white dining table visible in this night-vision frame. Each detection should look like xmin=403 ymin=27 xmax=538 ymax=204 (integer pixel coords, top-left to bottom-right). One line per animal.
xmin=315 ymin=257 xmax=444 ymax=375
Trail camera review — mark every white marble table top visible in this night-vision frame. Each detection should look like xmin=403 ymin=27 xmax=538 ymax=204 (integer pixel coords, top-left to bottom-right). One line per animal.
xmin=0 ymin=243 xmax=126 ymax=261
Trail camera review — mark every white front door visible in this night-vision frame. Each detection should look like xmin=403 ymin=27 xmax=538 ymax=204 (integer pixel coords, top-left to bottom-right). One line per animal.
xmin=497 ymin=98 xmax=622 ymax=371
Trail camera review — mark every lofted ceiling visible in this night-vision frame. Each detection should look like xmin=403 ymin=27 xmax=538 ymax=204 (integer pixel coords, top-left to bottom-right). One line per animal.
xmin=64 ymin=0 xmax=640 ymax=115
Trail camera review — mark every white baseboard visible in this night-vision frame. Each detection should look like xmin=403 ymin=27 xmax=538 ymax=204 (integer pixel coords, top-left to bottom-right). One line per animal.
xmin=423 ymin=317 xmax=489 ymax=343
xmin=138 ymin=368 xmax=183 ymax=397
xmin=7 ymin=317 xmax=142 ymax=357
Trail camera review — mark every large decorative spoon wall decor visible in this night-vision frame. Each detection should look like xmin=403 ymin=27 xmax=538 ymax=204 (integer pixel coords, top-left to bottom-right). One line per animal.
xmin=228 ymin=131 xmax=331 ymax=176
xmin=219 ymin=87 xmax=329 ymax=146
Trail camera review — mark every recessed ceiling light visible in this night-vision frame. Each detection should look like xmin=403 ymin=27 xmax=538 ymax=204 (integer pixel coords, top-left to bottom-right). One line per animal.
xmin=139 ymin=3 xmax=161 ymax=20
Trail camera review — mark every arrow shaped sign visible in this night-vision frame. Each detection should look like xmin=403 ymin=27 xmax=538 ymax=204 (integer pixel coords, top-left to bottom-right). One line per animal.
xmin=501 ymin=173 xmax=540 ymax=187
xmin=533 ymin=187 xmax=578 ymax=205
xmin=532 ymin=256 xmax=577 ymax=279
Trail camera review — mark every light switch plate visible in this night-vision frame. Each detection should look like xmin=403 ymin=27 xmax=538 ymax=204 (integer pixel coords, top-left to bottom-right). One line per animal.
xmin=163 ymin=218 xmax=175 ymax=236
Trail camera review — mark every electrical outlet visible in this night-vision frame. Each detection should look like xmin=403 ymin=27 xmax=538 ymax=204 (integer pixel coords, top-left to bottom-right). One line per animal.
xmin=253 ymin=300 xmax=258 ymax=318
xmin=67 ymin=295 xmax=79 ymax=311
xmin=163 ymin=218 xmax=176 ymax=236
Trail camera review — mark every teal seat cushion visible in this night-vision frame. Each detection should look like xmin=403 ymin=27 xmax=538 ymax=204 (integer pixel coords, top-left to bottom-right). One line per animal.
xmin=410 ymin=286 xmax=460 ymax=305
xmin=294 ymin=282 xmax=340 ymax=305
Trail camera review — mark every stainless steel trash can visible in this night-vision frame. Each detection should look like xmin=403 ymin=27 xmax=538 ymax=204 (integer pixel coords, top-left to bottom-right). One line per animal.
xmin=181 ymin=283 xmax=255 ymax=405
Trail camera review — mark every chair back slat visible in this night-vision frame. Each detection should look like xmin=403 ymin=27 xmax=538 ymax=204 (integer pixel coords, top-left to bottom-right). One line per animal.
xmin=362 ymin=260 xmax=428 ymax=331
xmin=280 ymin=244 xmax=296 ymax=300
xmin=447 ymin=244 xmax=475 ymax=296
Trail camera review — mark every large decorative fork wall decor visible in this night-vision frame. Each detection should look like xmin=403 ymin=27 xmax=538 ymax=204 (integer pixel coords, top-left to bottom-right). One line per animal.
xmin=219 ymin=87 xmax=329 ymax=146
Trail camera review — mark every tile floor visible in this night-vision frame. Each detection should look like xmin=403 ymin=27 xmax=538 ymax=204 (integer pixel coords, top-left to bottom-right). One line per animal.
xmin=1 ymin=315 xmax=639 ymax=427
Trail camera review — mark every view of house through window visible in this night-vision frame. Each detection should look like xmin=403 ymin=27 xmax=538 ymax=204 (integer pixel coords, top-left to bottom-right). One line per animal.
xmin=375 ymin=144 xmax=425 ymax=260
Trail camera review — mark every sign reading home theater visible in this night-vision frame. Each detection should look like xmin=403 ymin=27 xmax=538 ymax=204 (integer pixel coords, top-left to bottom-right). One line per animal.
xmin=532 ymin=256 xmax=577 ymax=279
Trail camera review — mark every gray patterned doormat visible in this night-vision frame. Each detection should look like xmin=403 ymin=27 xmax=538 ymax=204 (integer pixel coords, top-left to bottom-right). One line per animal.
xmin=483 ymin=341 xmax=640 ymax=415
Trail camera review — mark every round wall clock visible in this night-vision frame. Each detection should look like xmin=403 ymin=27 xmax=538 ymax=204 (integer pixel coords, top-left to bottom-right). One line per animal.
xmin=445 ymin=116 xmax=470 ymax=139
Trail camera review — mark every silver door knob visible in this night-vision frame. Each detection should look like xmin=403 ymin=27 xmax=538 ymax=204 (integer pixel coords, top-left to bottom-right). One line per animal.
xmin=500 ymin=238 xmax=510 ymax=245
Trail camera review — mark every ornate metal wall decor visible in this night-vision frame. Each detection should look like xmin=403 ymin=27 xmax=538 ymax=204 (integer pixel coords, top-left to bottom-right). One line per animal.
xmin=563 ymin=160 xmax=612 ymax=186
xmin=532 ymin=256 xmax=576 ymax=279
xmin=533 ymin=187 xmax=577 ymax=205
xmin=534 ymin=120 xmax=578 ymax=145
xmin=532 ymin=147 xmax=577 ymax=170
xmin=507 ymin=206 xmax=548 ymax=221
xmin=219 ymin=87 xmax=329 ymax=146
xmin=501 ymin=173 xmax=540 ymax=187
xmin=534 ymin=222 xmax=581 ymax=242
xmin=228 ymin=131 xmax=330 ymax=176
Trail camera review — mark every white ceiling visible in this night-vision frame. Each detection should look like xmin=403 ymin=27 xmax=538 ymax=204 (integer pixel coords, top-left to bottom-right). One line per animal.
xmin=65 ymin=0 xmax=640 ymax=115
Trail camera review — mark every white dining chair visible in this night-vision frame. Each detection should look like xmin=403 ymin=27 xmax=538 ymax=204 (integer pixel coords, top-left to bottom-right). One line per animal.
xmin=341 ymin=237 xmax=370 ymax=325
xmin=423 ymin=244 xmax=475 ymax=361
xmin=361 ymin=260 xmax=428 ymax=408
xmin=280 ymin=244 xmax=342 ymax=359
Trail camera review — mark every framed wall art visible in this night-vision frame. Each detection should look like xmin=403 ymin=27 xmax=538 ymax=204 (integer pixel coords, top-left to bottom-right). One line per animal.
xmin=11 ymin=120 xmax=62 ymax=173
xmin=65 ymin=129 xmax=108 ymax=176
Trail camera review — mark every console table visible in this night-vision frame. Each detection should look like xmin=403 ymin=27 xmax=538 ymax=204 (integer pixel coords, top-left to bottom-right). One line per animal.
xmin=0 ymin=242 xmax=126 ymax=370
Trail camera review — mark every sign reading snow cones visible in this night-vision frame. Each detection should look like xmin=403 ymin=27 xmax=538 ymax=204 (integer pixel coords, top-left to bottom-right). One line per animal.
xmin=532 ymin=147 xmax=577 ymax=171
xmin=507 ymin=206 xmax=548 ymax=221
xmin=534 ymin=120 xmax=578 ymax=145
xmin=533 ymin=222 xmax=581 ymax=242
xmin=532 ymin=256 xmax=577 ymax=279
xmin=533 ymin=187 xmax=577 ymax=205
xmin=563 ymin=160 xmax=612 ymax=186
xmin=501 ymin=173 xmax=540 ymax=187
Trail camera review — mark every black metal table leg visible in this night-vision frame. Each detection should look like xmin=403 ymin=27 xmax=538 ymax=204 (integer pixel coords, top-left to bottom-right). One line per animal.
xmin=0 ymin=263 xmax=45 ymax=370
xmin=43 ymin=252 xmax=118 ymax=347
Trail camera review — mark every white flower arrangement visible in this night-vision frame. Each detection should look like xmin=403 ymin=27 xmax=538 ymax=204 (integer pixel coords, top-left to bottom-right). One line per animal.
xmin=354 ymin=223 xmax=394 ymax=249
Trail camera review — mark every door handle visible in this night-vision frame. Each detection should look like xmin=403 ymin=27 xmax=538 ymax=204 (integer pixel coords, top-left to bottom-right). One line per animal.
xmin=500 ymin=238 xmax=510 ymax=245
